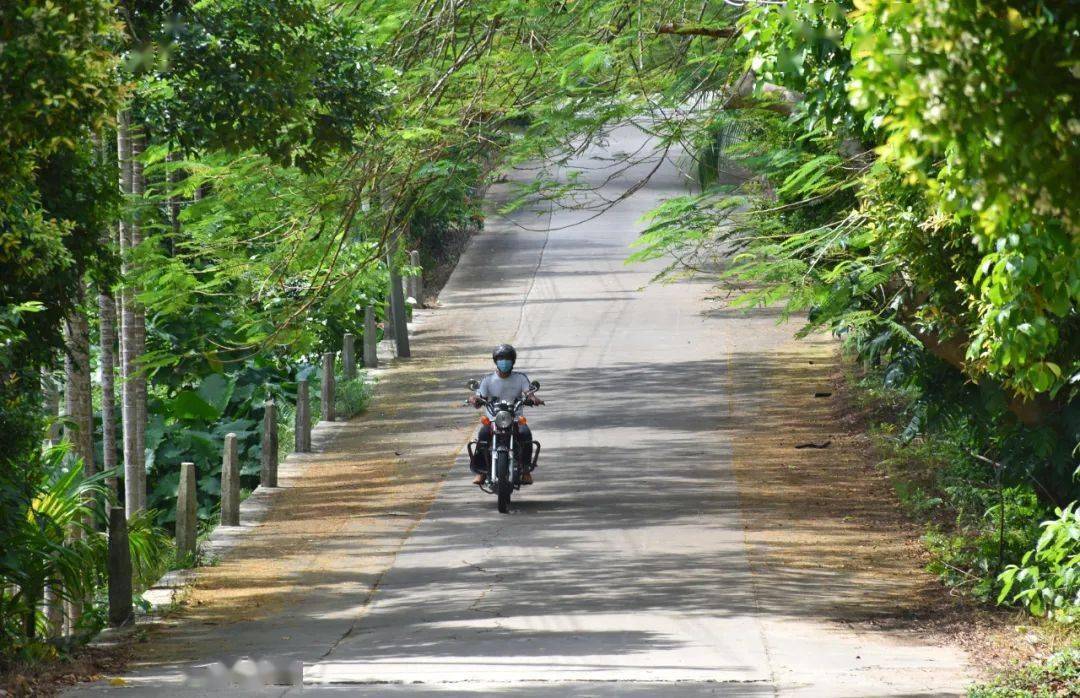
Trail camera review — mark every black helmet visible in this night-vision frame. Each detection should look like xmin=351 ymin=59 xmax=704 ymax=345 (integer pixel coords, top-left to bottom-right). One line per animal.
xmin=492 ymin=343 xmax=517 ymax=363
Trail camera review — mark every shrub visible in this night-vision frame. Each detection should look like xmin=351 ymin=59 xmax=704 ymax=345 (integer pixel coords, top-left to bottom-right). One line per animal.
xmin=335 ymin=375 xmax=372 ymax=421
xmin=0 ymin=443 xmax=171 ymax=667
xmin=998 ymin=503 xmax=1080 ymax=623
xmin=272 ymin=371 xmax=372 ymax=464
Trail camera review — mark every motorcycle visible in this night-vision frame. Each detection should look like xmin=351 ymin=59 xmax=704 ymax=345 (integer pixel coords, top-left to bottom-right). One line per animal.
xmin=465 ymin=379 xmax=542 ymax=514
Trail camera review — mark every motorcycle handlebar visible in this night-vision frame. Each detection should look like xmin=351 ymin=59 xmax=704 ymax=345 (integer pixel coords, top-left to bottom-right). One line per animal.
xmin=465 ymin=393 xmax=544 ymax=410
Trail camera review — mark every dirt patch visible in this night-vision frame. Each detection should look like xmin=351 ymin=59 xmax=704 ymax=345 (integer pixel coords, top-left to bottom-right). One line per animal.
xmin=729 ymin=337 xmax=940 ymax=619
xmin=1 ymin=642 xmax=132 ymax=697
xmin=727 ymin=335 xmax=1047 ymax=680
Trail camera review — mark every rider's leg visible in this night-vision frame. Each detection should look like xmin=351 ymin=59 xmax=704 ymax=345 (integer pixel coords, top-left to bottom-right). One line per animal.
xmin=517 ymin=423 xmax=534 ymax=483
xmin=517 ymin=424 xmax=534 ymax=467
xmin=472 ymin=424 xmax=492 ymax=484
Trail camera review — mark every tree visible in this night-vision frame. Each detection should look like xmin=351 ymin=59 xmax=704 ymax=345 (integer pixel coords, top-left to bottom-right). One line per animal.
xmin=1 ymin=0 xmax=122 ymax=653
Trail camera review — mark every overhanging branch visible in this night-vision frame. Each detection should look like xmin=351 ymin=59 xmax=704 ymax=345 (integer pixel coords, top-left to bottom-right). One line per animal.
xmin=656 ymin=23 xmax=738 ymax=39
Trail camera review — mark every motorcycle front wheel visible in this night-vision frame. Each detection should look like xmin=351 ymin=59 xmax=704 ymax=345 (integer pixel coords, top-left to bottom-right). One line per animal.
xmin=496 ymin=450 xmax=511 ymax=513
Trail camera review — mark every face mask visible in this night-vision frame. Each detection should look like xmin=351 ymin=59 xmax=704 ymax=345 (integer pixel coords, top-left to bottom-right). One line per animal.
xmin=496 ymin=359 xmax=513 ymax=373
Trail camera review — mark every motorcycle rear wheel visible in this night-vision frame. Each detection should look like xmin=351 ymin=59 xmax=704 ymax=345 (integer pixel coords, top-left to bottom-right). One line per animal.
xmin=496 ymin=451 xmax=511 ymax=513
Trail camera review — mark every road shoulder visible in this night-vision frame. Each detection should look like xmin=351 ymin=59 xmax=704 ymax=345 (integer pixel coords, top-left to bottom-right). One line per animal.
xmin=726 ymin=333 xmax=973 ymax=694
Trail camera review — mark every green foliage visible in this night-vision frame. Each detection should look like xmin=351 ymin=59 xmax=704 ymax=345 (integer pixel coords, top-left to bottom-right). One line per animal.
xmin=634 ymin=0 xmax=1079 ymax=406
xmin=126 ymin=509 xmax=174 ymax=592
xmin=739 ymin=1 xmax=859 ymax=137
xmin=334 ymin=374 xmax=372 ymax=422
xmin=135 ymin=144 xmax=390 ymax=359
xmin=0 ymin=0 xmax=120 ymax=363
xmin=0 ymin=302 xmax=44 ymax=368
xmin=999 ymin=503 xmax=1080 ymax=622
xmin=847 ymin=0 xmax=1079 ymax=399
xmin=0 ymin=448 xmax=108 ymax=636
xmin=850 ymin=353 xmax=1064 ymax=602
xmin=160 ymin=0 xmax=384 ymax=170
xmin=1 ymin=3 xmax=122 ymax=561
xmin=925 ymin=486 xmax=1046 ymax=601
xmin=968 ymin=647 xmax=1080 ymax=698
xmin=0 ymin=441 xmax=171 ymax=664
xmin=144 ymin=363 xmax=296 ymax=524
xmin=2 ymin=446 xmax=104 ymax=651
xmin=0 ymin=0 xmax=120 ymax=169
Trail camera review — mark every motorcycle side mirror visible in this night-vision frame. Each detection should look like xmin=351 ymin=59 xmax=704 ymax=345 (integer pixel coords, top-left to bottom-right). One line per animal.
xmin=529 ymin=380 xmax=540 ymax=391
xmin=467 ymin=379 xmax=480 ymax=391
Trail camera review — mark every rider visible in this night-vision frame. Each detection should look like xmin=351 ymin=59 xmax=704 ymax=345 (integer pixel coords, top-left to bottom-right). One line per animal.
xmin=467 ymin=344 xmax=544 ymax=486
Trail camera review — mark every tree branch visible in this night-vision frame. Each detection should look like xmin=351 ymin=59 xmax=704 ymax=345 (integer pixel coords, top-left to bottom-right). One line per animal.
xmin=656 ymin=23 xmax=738 ymax=39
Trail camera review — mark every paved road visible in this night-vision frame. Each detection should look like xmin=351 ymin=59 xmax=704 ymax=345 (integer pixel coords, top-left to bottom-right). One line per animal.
xmin=70 ymin=125 xmax=969 ymax=696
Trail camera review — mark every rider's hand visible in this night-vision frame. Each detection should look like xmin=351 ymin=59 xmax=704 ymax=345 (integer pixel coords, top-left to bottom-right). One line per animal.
xmin=467 ymin=394 xmax=481 ymax=408
xmin=528 ymin=396 xmax=545 ymax=406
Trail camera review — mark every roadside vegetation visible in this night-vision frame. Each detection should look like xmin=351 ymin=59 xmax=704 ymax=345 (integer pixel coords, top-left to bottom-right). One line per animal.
xmin=969 ymin=648 xmax=1080 ymax=698
xmin=1 ymin=0 xmax=1075 ymax=691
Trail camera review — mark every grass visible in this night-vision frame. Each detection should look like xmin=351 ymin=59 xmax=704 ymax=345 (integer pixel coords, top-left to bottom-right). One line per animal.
xmin=335 ymin=374 xmax=373 ymax=421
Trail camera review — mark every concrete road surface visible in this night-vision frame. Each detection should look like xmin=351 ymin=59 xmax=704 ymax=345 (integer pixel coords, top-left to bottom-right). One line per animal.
xmin=69 ymin=124 xmax=970 ymax=696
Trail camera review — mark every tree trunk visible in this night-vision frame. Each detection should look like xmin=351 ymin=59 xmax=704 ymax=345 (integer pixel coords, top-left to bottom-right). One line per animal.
xmin=131 ymin=127 xmax=148 ymax=512
xmin=117 ymin=110 xmax=142 ymax=518
xmin=63 ymin=291 xmax=95 ymax=473
xmin=93 ymin=131 xmax=119 ymax=494
xmin=40 ymin=366 xmax=64 ymax=635
xmin=62 ymin=284 xmax=93 ymax=628
xmin=43 ymin=583 xmax=64 ymax=638
xmin=99 ymin=285 xmax=118 ymax=493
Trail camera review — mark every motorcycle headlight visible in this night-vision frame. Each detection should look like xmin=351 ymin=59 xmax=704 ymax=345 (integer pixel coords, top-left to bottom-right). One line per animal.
xmin=494 ymin=410 xmax=513 ymax=429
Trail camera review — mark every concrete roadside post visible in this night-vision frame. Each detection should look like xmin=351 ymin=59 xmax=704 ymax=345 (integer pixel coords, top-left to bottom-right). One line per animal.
xmin=295 ymin=379 xmax=311 ymax=452
xmin=363 ymin=307 xmax=377 ymax=368
xmin=409 ymin=250 xmax=423 ymax=308
xmin=261 ymin=400 xmax=278 ymax=487
xmin=387 ymin=237 xmax=411 ymax=358
xmin=321 ymin=352 xmax=336 ymax=422
xmin=404 ymin=251 xmax=416 ymax=303
xmin=107 ymin=505 xmax=133 ymax=626
xmin=220 ymin=433 xmax=239 ymax=526
xmin=343 ymin=333 xmax=356 ymax=380
xmin=176 ymin=461 xmax=197 ymax=560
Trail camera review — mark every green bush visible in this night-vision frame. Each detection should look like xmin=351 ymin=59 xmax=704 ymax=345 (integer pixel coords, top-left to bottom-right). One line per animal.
xmin=335 ymin=375 xmax=373 ymax=421
xmin=924 ymin=486 xmax=1046 ymax=600
xmin=999 ymin=503 xmax=1080 ymax=623
xmin=276 ymin=400 xmax=298 ymax=465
